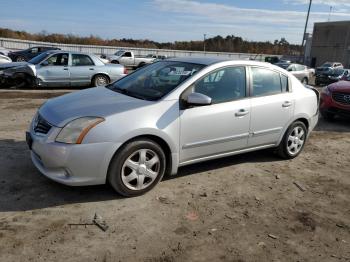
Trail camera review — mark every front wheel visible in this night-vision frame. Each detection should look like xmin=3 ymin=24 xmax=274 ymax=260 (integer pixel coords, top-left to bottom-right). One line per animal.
xmin=108 ymin=139 xmax=166 ymax=197
xmin=276 ymin=121 xmax=307 ymax=159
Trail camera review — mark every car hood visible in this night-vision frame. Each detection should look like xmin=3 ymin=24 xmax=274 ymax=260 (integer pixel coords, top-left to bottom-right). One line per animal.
xmin=39 ymin=87 xmax=152 ymax=127
xmin=0 ymin=62 xmax=28 ymax=70
xmin=328 ymin=81 xmax=350 ymax=93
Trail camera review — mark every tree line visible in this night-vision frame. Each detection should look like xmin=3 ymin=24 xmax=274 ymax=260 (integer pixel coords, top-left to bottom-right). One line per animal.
xmin=0 ymin=28 xmax=300 ymax=55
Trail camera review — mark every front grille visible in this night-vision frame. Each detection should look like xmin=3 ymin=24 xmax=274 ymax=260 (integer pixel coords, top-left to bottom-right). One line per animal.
xmin=332 ymin=92 xmax=350 ymax=105
xmin=34 ymin=114 xmax=52 ymax=134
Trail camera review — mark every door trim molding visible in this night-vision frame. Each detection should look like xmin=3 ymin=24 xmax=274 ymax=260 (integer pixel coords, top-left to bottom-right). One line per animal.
xmin=182 ymin=133 xmax=249 ymax=149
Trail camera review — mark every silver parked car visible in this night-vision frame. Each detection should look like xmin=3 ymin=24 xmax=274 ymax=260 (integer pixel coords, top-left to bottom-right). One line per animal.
xmin=27 ymin=58 xmax=319 ymax=196
xmin=275 ymin=62 xmax=311 ymax=84
xmin=1 ymin=50 xmax=126 ymax=88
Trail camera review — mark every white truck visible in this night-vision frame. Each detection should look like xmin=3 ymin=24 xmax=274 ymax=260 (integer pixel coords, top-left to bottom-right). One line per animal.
xmin=104 ymin=50 xmax=156 ymax=68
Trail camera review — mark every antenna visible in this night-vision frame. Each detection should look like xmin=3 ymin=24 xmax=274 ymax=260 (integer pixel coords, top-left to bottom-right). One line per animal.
xmin=328 ymin=6 xmax=333 ymax=22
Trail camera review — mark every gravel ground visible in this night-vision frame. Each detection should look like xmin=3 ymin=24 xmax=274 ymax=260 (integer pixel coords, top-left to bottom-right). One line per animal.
xmin=0 ymin=88 xmax=349 ymax=262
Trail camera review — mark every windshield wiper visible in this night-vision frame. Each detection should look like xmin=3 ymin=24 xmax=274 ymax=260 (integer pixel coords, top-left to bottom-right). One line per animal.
xmin=110 ymin=86 xmax=148 ymax=100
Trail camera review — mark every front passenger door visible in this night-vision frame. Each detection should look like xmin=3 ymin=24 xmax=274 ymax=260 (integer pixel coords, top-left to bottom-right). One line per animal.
xmin=180 ymin=66 xmax=251 ymax=163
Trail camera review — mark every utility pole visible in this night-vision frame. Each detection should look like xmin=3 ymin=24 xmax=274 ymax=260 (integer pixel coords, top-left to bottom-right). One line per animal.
xmin=203 ymin=34 xmax=207 ymax=52
xmin=301 ymin=0 xmax=312 ymax=64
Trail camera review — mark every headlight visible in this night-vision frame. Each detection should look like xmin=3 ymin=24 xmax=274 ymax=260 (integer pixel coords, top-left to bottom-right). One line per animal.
xmin=56 ymin=117 xmax=104 ymax=144
xmin=321 ymin=86 xmax=331 ymax=96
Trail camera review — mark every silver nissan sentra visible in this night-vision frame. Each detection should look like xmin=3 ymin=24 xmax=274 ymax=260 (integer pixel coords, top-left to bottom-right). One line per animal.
xmin=27 ymin=57 xmax=319 ymax=196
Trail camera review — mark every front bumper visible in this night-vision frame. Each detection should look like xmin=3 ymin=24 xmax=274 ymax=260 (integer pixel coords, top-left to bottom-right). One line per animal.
xmin=320 ymin=93 xmax=350 ymax=117
xmin=27 ymin=125 xmax=121 ymax=186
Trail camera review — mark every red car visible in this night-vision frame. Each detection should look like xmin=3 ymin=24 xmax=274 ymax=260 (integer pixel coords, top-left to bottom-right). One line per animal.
xmin=320 ymin=80 xmax=350 ymax=120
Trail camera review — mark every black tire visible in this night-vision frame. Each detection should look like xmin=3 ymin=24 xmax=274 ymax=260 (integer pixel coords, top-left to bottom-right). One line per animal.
xmin=15 ymin=56 xmax=26 ymax=62
xmin=321 ymin=111 xmax=335 ymax=121
xmin=92 ymin=74 xmax=109 ymax=87
xmin=138 ymin=62 xmax=146 ymax=68
xmin=276 ymin=121 xmax=308 ymax=159
xmin=302 ymin=77 xmax=308 ymax=85
xmin=12 ymin=73 xmax=35 ymax=89
xmin=111 ymin=60 xmax=119 ymax=64
xmin=108 ymin=139 xmax=166 ymax=197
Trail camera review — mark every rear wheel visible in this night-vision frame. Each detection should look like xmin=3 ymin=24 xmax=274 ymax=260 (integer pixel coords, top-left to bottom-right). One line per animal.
xmin=92 ymin=74 xmax=109 ymax=87
xmin=276 ymin=121 xmax=307 ymax=159
xmin=301 ymin=77 xmax=308 ymax=85
xmin=108 ymin=139 xmax=166 ymax=197
xmin=138 ymin=62 xmax=146 ymax=68
xmin=15 ymin=56 xmax=26 ymax=62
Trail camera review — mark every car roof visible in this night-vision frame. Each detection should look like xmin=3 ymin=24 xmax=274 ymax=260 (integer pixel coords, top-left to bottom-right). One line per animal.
xmin=164 ymin=56 xmax=273 ymax=67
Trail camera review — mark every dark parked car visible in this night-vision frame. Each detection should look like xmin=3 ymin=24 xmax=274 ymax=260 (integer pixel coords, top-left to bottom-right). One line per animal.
xmin=315 ymin=68 xmax=349 ymax=86
xmin=315 ymin=62 xmax=343 ymax=75
xmin=320 ymin=80 xmax=350 ymax=120
xmin=8 ymin=46 xmax=60 ymax=62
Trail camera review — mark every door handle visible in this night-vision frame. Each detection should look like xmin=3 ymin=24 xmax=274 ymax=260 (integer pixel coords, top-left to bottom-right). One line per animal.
xmin=89 ymin=68 xmax=94 ymax=70
xmin=282 ymin=101 xmax=292 ymax=107
xmin=235 ymin=109 xmax=249 ymax=117
xmin=63 ymin=68 xmax=68 ymax=71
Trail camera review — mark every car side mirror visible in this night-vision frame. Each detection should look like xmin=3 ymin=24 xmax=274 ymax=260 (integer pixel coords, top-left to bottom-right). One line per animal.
xmin=287 ymin=68 xmax=292 ymax=72
xmin=41 ymin=61 xmax=49 ymax=66
xmin=186 ymin=92 xmax=212 ymax=107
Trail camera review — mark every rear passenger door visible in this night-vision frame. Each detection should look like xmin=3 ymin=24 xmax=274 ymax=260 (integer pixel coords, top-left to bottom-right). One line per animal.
xmin=248 ymin=67 xmax=293 ymax=147
xmin=69 ymin=54 xmax=96 ymax=86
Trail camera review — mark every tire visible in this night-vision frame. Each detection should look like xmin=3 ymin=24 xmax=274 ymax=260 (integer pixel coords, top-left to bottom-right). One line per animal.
xmin=301 ymin=77 xmax=308 ymax=85
xmin=276 ymin=121 xmax=307 ymax=159
xmin=12 ymin=73 xmax=35 ymax=89
xmin=92 ymin=74 xmax=109 ymax=87
xmin=108 ymin=139 xmax=166 ymax=197
xmin=15 ymin=56 xmax=26 ymax=62
xmin=321 ymin=111 xmax=335 ymax=121
xmin=138 ymin=62 xmax=146 ymax=68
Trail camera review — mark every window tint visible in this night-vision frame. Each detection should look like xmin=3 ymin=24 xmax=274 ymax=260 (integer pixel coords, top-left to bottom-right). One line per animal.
xmin=281 ymin=75 xmax=288 ymax=92
xmin=72 ymin=54 xmax=94 ymax=66
xmin=193 ymin=67 xmax=246 ymax=104
xmin=124 ymin=52 xmax=132 ymax=57
xmin=251 ymin=67 xmax=282 ymax=97
xmin=295 ymin=64 xmax=305 ymax=71
xmin=46 ymin=53 xmax=69 ymax=66
xmin=30 ymin=47 xmax=38 ymax=54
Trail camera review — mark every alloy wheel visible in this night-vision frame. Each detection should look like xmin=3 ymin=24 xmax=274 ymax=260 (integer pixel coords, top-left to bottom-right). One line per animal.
xmin=287 ymin=126 xmax=305 ymax=155
xmin=121 ymin=149 xmax=160 ymax=190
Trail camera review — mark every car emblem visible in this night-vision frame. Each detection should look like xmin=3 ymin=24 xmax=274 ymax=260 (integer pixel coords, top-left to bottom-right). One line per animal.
xmin=344 ymin=95 xmax=350 ymax=103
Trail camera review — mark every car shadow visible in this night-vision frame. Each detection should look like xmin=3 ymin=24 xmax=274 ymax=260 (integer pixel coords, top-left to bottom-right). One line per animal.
xmin=1 ymin=115 xmax=348 ymax=212
xmin=0 ymin=139 xmax=283 ymax=212
xmin=314 ymin=116 xmax=350 ymax=133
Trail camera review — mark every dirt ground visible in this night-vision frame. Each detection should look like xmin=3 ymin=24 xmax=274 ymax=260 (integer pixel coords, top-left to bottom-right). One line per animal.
xmin=0 ymin=89 xmax=349 ymax=262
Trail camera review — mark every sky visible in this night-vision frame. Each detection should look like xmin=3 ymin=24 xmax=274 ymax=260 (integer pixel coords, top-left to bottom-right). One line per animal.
xmin=1 ymin=0 xmax=350 ymax=44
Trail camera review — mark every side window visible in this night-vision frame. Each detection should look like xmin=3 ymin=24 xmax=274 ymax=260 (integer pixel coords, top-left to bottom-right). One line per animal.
xmin=45 ymin=53 xmax=69 ymax=66
xmin=72 ymin=54 xmax=94 ymax=66
xmin=124 ymin=52 xmax=132 ymax=57
xmin=251 ymin=67 xmax=282 ymax=97
xmin=192 ymin=66 xmax=246 ymax=104
xmin=30 ymin=47 xmax=38 ymax=54
xmin=281 ymin=74 xmax=289 ymax=92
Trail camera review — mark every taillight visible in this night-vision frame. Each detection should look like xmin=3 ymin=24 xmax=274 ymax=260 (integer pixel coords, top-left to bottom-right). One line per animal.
xmin=123 ymin=68 xmax=128 ymax=74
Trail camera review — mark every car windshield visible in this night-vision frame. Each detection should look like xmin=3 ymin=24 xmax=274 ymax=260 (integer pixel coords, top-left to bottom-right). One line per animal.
xmin=28 ymin=52 xmax=51 ymax=64
xmin=321 ymin=63 xmax=332 ymax=68
xmin=114 ymin=50 xmax=125 ymax=56
xmin=330 ymin=68 xmax=344 ymax=76
xmin=276 ymin=63 xmax=290 ymax=69
xmin=107 ymin=61 xmax=205 ymax=101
